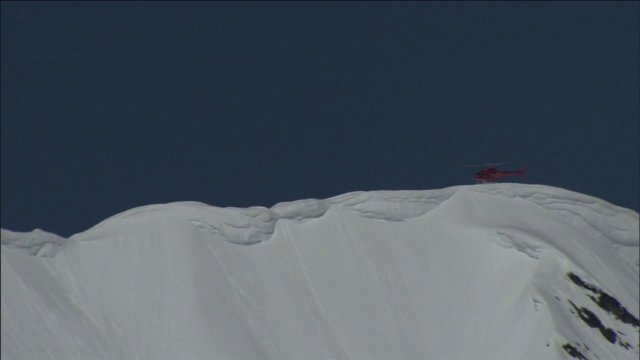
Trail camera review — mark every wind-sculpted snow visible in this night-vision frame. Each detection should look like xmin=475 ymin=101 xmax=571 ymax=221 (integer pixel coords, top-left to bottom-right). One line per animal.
xmin=2 ymin=184 xmax=639 ymax=360
xmin=471 ymin=184 xmax=639 ymax=267
xmin=0 ymin=228 xmax=66 ymax=257
xmin=473 ymin=184 xmax=639 ymax=245
xmin=72 ymin=184 xmax=638 ymax=249
xmin=75 ymin=188 xmax=458 ymax=245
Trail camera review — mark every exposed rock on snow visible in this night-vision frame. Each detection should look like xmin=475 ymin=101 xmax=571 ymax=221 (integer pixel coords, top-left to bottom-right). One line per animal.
xmin=568 ymin=272 xmax=640 ymax=327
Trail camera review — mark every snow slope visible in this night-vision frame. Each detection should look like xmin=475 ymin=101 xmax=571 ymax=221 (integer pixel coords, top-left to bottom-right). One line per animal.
xmin=2 ymin=184 xmax=638 ymax=360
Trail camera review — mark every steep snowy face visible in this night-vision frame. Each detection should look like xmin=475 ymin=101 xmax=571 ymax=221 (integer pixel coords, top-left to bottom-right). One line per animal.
xmin=2 ymin=184 xmax=638 ymax=360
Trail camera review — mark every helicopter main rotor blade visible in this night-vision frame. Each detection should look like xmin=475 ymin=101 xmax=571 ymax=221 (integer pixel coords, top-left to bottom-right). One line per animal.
xmin=461 ymin=162 xmax=508 ymax=168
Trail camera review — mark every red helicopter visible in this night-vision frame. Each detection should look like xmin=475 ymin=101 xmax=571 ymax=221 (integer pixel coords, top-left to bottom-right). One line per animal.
xmin=472 ymin=164 xmax=527 ymax=183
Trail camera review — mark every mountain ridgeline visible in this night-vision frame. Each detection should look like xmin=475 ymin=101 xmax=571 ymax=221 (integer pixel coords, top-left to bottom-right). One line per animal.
xmin=2 ymin=184 xmax=638 ymax=360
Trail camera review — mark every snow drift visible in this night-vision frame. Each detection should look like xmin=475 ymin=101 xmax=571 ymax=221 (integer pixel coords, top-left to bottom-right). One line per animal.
xmin=2 ymin=184 xmax=638 ymax=360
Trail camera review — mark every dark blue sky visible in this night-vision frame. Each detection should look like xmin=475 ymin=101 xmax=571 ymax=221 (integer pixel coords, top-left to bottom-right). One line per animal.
xmin=2 ymin=2 xmax=638 ymax=237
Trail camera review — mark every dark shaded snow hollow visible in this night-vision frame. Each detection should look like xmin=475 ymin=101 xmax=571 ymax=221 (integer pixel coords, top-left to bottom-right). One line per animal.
xmin=2 ymin=184 xmax=639 ymax=360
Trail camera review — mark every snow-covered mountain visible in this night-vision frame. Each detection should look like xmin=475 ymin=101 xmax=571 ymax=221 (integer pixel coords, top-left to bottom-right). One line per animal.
xmin=2 ymin=184 xmax=638 ymax=360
